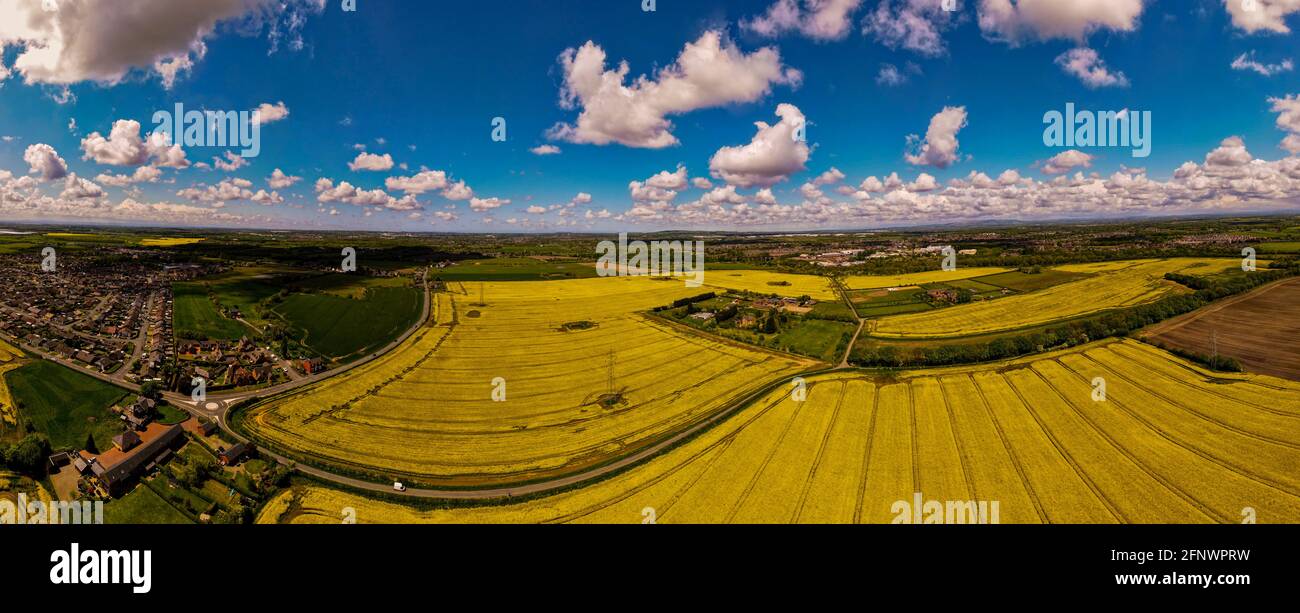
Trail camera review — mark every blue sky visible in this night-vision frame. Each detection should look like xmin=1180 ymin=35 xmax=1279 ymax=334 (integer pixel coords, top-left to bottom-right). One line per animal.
xmin=1 ymin=0 xmax=1299 ymax=231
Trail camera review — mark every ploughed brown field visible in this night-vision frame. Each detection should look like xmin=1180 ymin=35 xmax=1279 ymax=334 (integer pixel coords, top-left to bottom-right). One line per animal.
xmin=1144 ymin=277 xmax=1300 ymax=381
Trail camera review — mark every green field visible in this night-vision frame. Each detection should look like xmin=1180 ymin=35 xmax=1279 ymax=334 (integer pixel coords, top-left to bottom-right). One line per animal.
xmin=172 ymin=283 xmax=251 ymax=340
xmin=857 ymin=301 xmax=934 ymax=317
xmin=104 ymin=484 xmax=193 ymax=524
xmin=4 ymin=361 xmax=129 ymax=450
xmin=274 ymin=286 xmax=422 ymax=361
xmin=973 ymin=269 xmax=1088 ymax=292
xmin=433 ymin=257 xmax=600 ymax=281
xmin=767 ymin=319 xmax=856 ymax=361
xmin=1257 ymin=242 xmax=1300 ymax=254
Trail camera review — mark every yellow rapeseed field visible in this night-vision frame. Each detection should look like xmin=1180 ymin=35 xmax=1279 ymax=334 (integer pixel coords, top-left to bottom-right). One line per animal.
xmin=140 ymin=237 xmax=205 ymax=247
xmin=704 ymin=269 xmax=839 ymax=300
xmin=257 ymin=339 xmax=1300 ymax=524
xmin=870 ymin=258 xmax=1243 ymax=338
xmin=241 ymin=276 xmax=818 ymax=487
xmin=844 ymin=267 xmax=1011 ymax=290
xmin=0 ymin=339 xmax=25 ymax=426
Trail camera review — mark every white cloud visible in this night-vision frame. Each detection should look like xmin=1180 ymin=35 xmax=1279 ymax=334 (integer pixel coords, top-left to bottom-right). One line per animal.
xmin=441 ymin=180 xmax=473 ymax=201
xmin=905 ymin=105 xmax=967 ymax=169
xmin=95 ymin=166 xmax=162 ymax=186
xmin=876 ymin=63 xmax=907 ymax=86
xmin=1269 ymin=94 xmax=1300 ymax=155
xmin=1055 ymin=47 xmax=1129 ymax=88
xmin=1231 ymin=51 xmax=1295 ymax=76
xmin=315 ymin=177 xmax=420 ymax=211
xmin=812 ymin=167 xmax=846 ymax=185
xmin=469 ymin=197 xmax=510 ymax=212
xmin=629 ymin=166 xmax=689 ymax=206
xmin=60 ymin=174 xmax=105 ymax=200
xmin=863 ymin=0 xmax=961 ymax=57
xmin=743 ymin=0 xmax=864 ymax=41
xmin=709 ymin=103 xmax=811 ymax=187
xmin=23 ymin=143 xmax=68 ymax=180
xmin=548 ymin=30 xmax=802 ymax=148
xmin=0 ymin=0 xmax=324 ymax=88
xmin=348 ymin=152 xmax=394 ymax=172
xmin=530 ymin=144 xmax=562 ymax=155
xmin=213 ymin=151 xmax=248 ymax=172
xmin=977 ymin=0 xmax=1145 ymax=45
xmin=385 ymin=169 xmax=447 ymax=194
xmin=79 ymin=119 xmax=190 ymax=168
xmin=1224 ymin=0 xmax=1300 ymax=34
xmin=267 ymin=168 xmax=301 ymax=189
xmin=1041 ymin=149 xmax=1095 ymax=175
xmin=253 ymin=101 xmax=290 ymax=125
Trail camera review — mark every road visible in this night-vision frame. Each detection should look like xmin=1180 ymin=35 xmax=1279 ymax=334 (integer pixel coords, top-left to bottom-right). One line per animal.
xmin=4 ymin=267 xmax=856 ymax=502
xmin=114 ymin=291 xmax=154 ymax=383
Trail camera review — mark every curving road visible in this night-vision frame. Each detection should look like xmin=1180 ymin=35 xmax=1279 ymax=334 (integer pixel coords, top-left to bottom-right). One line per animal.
xmin=8 ymin=266 xmax=851 ymax=502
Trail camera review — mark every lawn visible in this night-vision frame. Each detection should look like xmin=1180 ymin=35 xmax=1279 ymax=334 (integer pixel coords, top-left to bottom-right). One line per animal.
xmin=4 ymin=361 xmax=128 ymax=451
xmin=172 ymin=283 xmax=250 ymax=340
xmin=274 ymin=286 xmax=422 ymax=361
xmin=104 ymin=484 xmax=193 ymax=524
xmin=157 ymin=403 xmax=190 ymax=425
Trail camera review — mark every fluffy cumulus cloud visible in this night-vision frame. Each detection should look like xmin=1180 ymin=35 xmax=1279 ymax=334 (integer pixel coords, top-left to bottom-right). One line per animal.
xmin=1224 ymin=0 xmax=1300 ymax=34
xmin=1041 ymin=149 xmax=1095 ymax=175
xmin=1231 ymin=51 xmax=1295 ymax=76
xmin=743 ymin=0 xmax=864 ymax=41
xmin=96 ymin=166 xmax=162 ymax=187
xmin=23 ymin=143 xmax=68 ymax=180
xmin=548 ymin=30 xmax=802 ymax=149
xmin=267 ymin=168 xmax=301 ymax=189
xmin=348 ymin=152 xmax=394 ymax=172
xmin=315 ymin=177 xmax=419 ymax=211
xmin=253 ymin=101 xmax=290 ymax=125
xmin=1270 ymin=94 xmax=1300 ymax=154
xmin=177 ymin=177 xmax=284 ymax=206
xmin=79 ymin=119 xmax=189 ymax=168
xmin=1055 ymin=47 xmax=1129 ymax=88
xmin=469 ymin=197 xmax=510 ymax=212
xmin=613 ymin=134 xmax=1300 ymax=229
xmin=977 ymin=0 xmax=1145 ymax=45
xmin=904 ymin=105 xmax=967 ymax=169
xmin=0 ymin=0 xmax=324 ymax=89
xmin=863 ymin=0 xmax=962 ymax=57
xmin=530 ymin=144 xmax=562 ymax=155
xmin=383 ymin=168 xmax=483 ymax=203
xmin=709 ymin=104 xmax=811 ymax=187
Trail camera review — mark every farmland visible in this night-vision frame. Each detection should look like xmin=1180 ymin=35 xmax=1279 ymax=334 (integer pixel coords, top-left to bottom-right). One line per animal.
xmin=273 ymin=284 xmax=422 ymax=361
xmin=172 ymin=282 xmax=255 ymax=340
xmin=238 ymin=276 xmax=819 ymax=487
xmin=844 ymin=268 xmax=1011 ymax=290
xmin=869 ymin=259 xmax=1243 ymax=339
xmin=704 ymin=269 xmax=839 ymax=301
xmin=0 ymin=339 xmax=24 ymax=432
xmin=258 ymin=340 xmax=1300 ymax=524
xmin=3 ymin=360 xmax=129 ymax=450
xmin=1144 ymin=277 xmax=1300 ymax=381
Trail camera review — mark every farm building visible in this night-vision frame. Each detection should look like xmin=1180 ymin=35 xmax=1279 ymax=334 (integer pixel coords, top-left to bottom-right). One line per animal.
xmin=76 ymin=423 xmax=185 ymax=496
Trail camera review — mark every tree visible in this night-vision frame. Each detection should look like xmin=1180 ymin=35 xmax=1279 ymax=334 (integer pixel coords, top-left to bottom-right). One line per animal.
xmin=5 ymin=434 xmax=51 ymax=475
xmin=139 ymin=381 xmax=161 ymax=399
xmin=84 ymin=432 xmax=99 ymax=455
